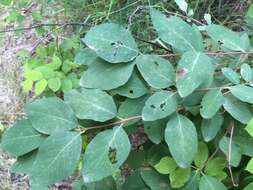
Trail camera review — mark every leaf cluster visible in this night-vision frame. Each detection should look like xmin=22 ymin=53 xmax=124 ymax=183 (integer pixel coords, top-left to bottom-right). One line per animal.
xmin=2 ymin=8 xmax=253 ymax=190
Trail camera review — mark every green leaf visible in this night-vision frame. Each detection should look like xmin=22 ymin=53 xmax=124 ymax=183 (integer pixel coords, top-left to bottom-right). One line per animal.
xmin=240 ymin=63 xmax=252 ymax=82
xmin=201 ymin=113 xmax=224 ymax=142
xmin=176 ymin=51 xmax=214 ymax=97
xmin=170 ymin=168 xmax=191 ymax=188
xmin=0 ymin=119 xmax=44 ymax=156
xmin=64 ymin=89 xmax=117 ymax=122
xmin=140 ymin=168 xmax=170 ymax=190
xmin=49 ymin=55 xmax=62 ymax=70
xmin=150 ymin=9 xmax=203 ymax=52
xmin=234 ymin=131 xmax=253 ymax=157
xmin=22 ymin=79 xmax=33 ymax=93
xmin=0 ymin=0 xmax=12 ymax=5
xmin=118 ymin=96 xmax=147 ymax=126
xmin=48 ymin=77 xmax=61 ymax=92
xmin=35 ymin=79 xmax=47 ymax=96
xmin=206 ymin=24 xmax=250 ymax=52
xmin=25 ymin=97 xmax=78 ymax=134
xmin=219 ymin=137 xmax=242 ymax=167
xmin=31 ymin=131 xmax=82 ymax=186
xmin=74 ymin=48 xmax=98 ymax=66
xmin=246 ymin=158 xmax=253 ymax=174
xmin=111 ymin=69 xmax=149 ymax=99
xmin=123 ymin=170 xmax=148 ymax=190
xmin=204 ymin=157 xmax=227 ymax=177
xmin=245 ymin=118 xmax=253 ymax=137
xmin=165 ymin=114 xmax=198 ymax=168
xmin=135 ymin=54 xmax=175 ymax=89
xmin=199 ymin=176 xmax=227 ymax=190
xmin=24 ymin=70 xmax=43 ymax=81
xmin=154 ymin=156 xmax=177 ymax=174
xmin=80 ymin=60 xmax=135 ymax=90
xmin=61 ymin=78 xmax=73 ymax=93
xmin=83 ymin=23 xmax=138 ymax=63
xmin=11 ymin=150 xmax=38 ymax=174
xmin=144 ymin=119 xmax=166 ymax=144
xmin=243 ymin=183 xmax=253 ymax=190
xmin=223 ymin=94 xmax=253 ymax=124
xmin=200 ymin=89 xmax=224 ymax=119
xmin=246 ymin=4 xmax=253 ymax=18
xmin=142 ymin=91 xmax=177 ymax=121
xmin=221 ymin=67 xmax=240 ymax=84
xmin=180 ymin=172 xmax=200 ymax=190
xmin=82 ymin=126 xmax=131 ymax=183
xmin=230 ymin=85 xmax=253 ymax=104
xmin=194 ymin=142 xmax=209 ymax=168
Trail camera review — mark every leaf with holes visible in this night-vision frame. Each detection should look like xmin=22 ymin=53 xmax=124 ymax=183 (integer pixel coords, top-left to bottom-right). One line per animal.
xmin=200 ymin=89 xmax=224 ymax=119
xmin=111 ymin=69 xmax=149 ymax=98
xmin=30 ymin=131 xmax=82 ymax=186
xmin=199 ymin=176 xmax=227 ymax=190
xmin=201 ymin=113 xmax=224 ymax=142
xmin=83 ymin=23 xmax=138 ymax=63
xmin=230 ymin=85 xmax=253 ymax=104
xmin=165 ymin=114 xmax=198 ymax=168
xmin=25 ymin=97 xmax=78 ymax=134
xmin=80 ymin=60 xmax=135 ymax=90
xmin=64 ymin=89 xmax=117 ymax=122
xmin=206 ymin=24 xmax=250 ymax=52
xmin=142 ymin=91 xmax=177 ymax=121
xmin=135 ymin=54 xmax=175 ymax=89
xmin=176 ymin=51 xmax=214 ymax=97
xmin=150 ymin=8 xmax=203 ymax=52
xmin=0 ymin=119 xmax=44 ymax=157
xmin=118 ymin=96 xmax=147 ymax=126
xmin=223 ymin=95 xmax=253 ymax=124
xmin=82 ymin=126 xmax=131 ymax=183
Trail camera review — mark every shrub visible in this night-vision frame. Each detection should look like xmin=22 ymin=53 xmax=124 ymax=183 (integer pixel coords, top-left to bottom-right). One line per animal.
xmin=1 ymin=7 xmax=253 ymax=190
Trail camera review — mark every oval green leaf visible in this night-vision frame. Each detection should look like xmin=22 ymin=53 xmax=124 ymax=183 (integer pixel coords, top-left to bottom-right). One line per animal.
xmin=0 ymin=119 xmax=44 ymax=156
xmin=142 ymin=91 xmax=177 ymax=121
xmin=83 ymin=23 xmax=138 ymax=63
xmin=82 ymin=126 xmax=131 ymax=183
xmin=64 ymin=89 xmax=117 ymax=122
xmin=135 ymin=54 xmax=175 ymax=89
xmin=80 ymin=60 xmax=135 ymax=90
xmin=25 ymin=97 xmax=78 ymax=134
xmin=31 ymin=131 xmax=82 ymax=186
xmin=165 ymin=114 xmax=198 ymax=168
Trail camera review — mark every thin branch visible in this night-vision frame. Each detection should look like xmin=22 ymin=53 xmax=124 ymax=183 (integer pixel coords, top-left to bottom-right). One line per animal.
xmin=159 ymin=51 xmax=253 ymax=58
xmin=228 ymin=121 xmax=239 ymax=187
xmin=78 ymin=116 xmax=142 ymax=133
xmin=0 ymin=22 xmax=90 ymax=33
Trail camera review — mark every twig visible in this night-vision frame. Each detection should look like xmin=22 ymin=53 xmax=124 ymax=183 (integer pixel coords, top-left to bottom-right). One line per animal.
xmin=160 ymin=51 xmax=253 ymax=58
xmin=77 ymin=115 xmax=142 ymax=133
xmin=0 ymin=22 xmax=90 ymax=33
xmin=228 ymin=121 xmax=239 ymax=187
